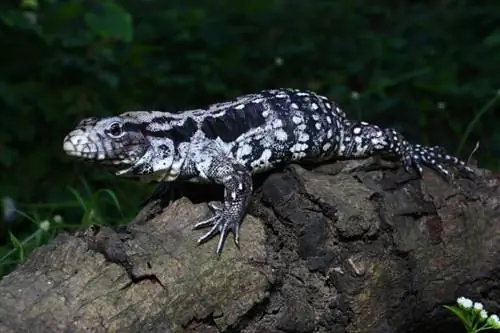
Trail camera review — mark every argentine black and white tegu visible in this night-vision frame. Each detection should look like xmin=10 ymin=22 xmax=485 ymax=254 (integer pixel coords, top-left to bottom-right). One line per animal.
xmin=63 ymin=88 xmax=476 ymax=255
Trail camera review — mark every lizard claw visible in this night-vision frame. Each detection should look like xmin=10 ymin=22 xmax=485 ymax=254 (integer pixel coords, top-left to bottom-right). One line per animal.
xmin=192 ymin=201 xmax=223 ymax=229
xmin=193 ymin=204 xmax=240 ymax=256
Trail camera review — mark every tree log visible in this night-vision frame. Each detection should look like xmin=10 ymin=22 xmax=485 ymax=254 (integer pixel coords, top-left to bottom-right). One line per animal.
xmin=0 ymin=158 xmax=499 ymax=333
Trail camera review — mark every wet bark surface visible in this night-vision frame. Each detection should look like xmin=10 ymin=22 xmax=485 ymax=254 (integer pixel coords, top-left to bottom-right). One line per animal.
xmin=1 ymin=158 xmax=499 ymax=333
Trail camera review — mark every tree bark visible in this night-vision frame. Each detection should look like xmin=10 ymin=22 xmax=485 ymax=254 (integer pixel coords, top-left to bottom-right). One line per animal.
xmin=0 ymin=158 xmax=498 ymax=333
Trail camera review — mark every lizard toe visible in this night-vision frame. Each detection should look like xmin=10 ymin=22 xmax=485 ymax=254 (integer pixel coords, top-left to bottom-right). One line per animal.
xmin=193 ymin=215 xmax=218 ymax=230
xmin=195 ymin=213 xmax=240 ymax=256
xmin=403 ymin=144 xmax=476 ymax=181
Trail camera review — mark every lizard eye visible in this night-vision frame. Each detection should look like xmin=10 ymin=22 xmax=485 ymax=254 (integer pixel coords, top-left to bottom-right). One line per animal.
xmin=107 ymin=122 xmax=123 ymax=138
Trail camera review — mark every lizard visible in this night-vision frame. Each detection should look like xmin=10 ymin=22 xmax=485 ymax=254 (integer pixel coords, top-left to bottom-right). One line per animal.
xmin=62 ymin=88 xmax=476 ymax=256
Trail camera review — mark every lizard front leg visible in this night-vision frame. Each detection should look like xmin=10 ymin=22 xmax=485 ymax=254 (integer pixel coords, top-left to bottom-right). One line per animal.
xmin=192 ymin=155 xmax=253 ymax=256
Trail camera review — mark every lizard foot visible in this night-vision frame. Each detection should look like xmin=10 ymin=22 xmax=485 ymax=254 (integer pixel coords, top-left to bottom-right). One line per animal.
xmin=193 ymin=202 xmax=240 ymax=256
xmin=402 ymin=144 xmax=477 ymax=181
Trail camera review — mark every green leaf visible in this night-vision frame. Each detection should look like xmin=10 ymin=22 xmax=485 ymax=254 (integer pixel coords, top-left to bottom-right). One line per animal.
xmin=444 ymin=305 xmax=472 ymax=331
xmin=20 ymin=0 xmax=38 ymax=10
xmin=484 ymin=30 xmax=500 ymax=46
xmin=0 ymin=81 xmax=18 ymax=106
xmin=0 ymin=149 xmax=18 ymax=168
xmin=84 ymin=1 xmax=133 ymax=42
xmin=8 ymin=232 xmax=25 ymax=262
xmin=0 ymin=9 xmax=34 ymax=30
xmin=96 ymin=188 xmax=122 ymax=215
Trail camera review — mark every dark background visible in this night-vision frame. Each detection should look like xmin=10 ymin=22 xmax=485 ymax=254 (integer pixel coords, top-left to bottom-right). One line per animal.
xmin=1 ymin=0 xmax=499 ymax=277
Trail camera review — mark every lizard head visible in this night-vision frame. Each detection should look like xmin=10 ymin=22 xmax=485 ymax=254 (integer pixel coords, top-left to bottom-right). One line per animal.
xmin=63 ymin=116 xmax=150 ymax=168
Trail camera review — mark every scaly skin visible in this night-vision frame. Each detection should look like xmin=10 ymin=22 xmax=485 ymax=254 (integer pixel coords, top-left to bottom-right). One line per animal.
xmin=63 ymin=88 xmax=476 ymax=255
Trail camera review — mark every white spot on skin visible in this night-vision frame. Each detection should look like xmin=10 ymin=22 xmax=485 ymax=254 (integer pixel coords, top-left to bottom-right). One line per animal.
xmin=291 ymin=143 xmax=308 ymax=152
xmin=353 ymin=127 xmax=361 ymax=135
xmin=253 ymin=98 xmax=264 ymax=103
xmin=275 ymin=129 xmax=288 ymax=141
xmin=259 ymin=137 xmax=273 ymax=148
xmin=272 ymin=119 xmax=283 ymax=128
xmin=312 ymin=114 xmax=320 ymax=121
xmin=297 ymin=124 xmax=307 ymax=131
xmin=355 ymin=136 xmax=362 ymax=143
xmin=371 ymin=137 xmax=386 ymax=149
xmin=327 ymin=129 xmax=333 ymax=138
xmin=236 ymin=143 xmax=253 ymax=160
xmin=323 ymin=143 xmax=332 ymax=151
xmin=311 ymin=103 xmax=318 ymax=110
xmin=315 ymin=123 xmax=321 ymax=130
xmin=292 ymin=116 xmax=302 ymax=124
xmin=291 ymin=103 xmax=299 ymax=109
xmin=231 ymin=191 xmax=237 ymax=200
xmin=296 ymin=92 xmax=309 ymax=96
xmin=250 ymin=149 xmax=273 ymax=168
xmin=294 ymin=151 xmax=307 ymax=159
xmin=298 ymin=133 xmax=309 ymax=142
xmin=235 ymin=104 xmax=245 ymax=110
xmin=326 ymin=117 xmax=332 ymax=124
xmin=325 ymin=103 xmax=331 ymax=109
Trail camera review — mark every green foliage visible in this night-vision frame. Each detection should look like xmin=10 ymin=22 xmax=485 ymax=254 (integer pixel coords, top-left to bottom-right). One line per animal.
xmin=0 ymin=185 xmax=124 ymax=277
xmin=0 ymin=1 xmax=499 ymax=277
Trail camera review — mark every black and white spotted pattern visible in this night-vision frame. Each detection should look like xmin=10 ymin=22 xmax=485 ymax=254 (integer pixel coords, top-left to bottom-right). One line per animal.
xmin=63 ymin=88 xmax=476 ymax=255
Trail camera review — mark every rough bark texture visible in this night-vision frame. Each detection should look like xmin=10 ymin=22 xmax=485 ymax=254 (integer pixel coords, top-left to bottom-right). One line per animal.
xmin=1 ymin=158 xmax=499 ymax=333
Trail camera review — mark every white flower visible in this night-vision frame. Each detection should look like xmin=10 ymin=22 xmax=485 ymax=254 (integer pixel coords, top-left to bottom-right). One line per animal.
xmin=53 ymin=215 xmax=63 ymax=223
xmin=457 ymin=297 xmax=473 ymax=308
xmin=474 ymin=302 xmax=484 ymax=311
xmin=480 ymin=309 xmax=488 ymax=319
xmin=488 ymin=314 xmax=500 ymax=329
xmin=39 ymin=220 xmax=50 ymax=231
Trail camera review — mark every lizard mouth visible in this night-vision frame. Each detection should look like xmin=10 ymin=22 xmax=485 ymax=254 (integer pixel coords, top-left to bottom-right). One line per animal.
xmin=63 ymin=140 xmax=106 ymax=161
xmin=63 ymin=139 xmax=148 ymax=167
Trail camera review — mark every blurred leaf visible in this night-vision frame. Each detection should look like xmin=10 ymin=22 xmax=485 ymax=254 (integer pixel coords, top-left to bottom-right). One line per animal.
xmin=0 ymin=81 xmax=18 ymax=106
xmin=84 ymin=1 xmax=133 ymax=42
xmin=0 ymin=149 xmax=17 ymax=167
xmin=0 ymin=9 xmax=36 ymax=29
xmin=8 ymin=232 xmax=24 ymax=261
xmin=21 ymin=0 xmax=38 ymax=10
xmin=484 ymin=29 xmax=500 ymax=46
